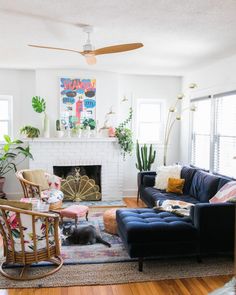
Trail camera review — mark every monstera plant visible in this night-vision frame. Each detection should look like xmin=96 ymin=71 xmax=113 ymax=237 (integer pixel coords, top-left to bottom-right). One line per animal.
xmin=32 ymin=96 xmax=49 ymax=137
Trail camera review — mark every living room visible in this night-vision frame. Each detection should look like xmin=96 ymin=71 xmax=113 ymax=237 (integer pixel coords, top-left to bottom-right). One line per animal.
xmin=0 ymin=1 xmax=235 ymax=294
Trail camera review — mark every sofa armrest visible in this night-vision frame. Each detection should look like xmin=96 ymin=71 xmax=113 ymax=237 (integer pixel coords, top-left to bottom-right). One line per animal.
xmin=190 ymin=202 xmax=235 ymax=229
xmin=137 ymin=171 xmax=156 ymax=187
xmin=190 ymin=202 xmax=235 ymax=252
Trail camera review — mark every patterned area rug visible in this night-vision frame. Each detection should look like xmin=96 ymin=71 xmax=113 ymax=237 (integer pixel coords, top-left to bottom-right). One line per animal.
xmin=61 ymin=209 xmax=131 ymax=264
xmin=63 ymin=200 xmax=126 ymax=208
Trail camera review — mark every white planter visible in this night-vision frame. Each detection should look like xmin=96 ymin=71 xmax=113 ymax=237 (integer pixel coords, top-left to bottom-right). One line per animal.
xmin=55 ymin=130 xmax=64 ymax=138
xmin=43 ymin=113 xmax=50 ymax=138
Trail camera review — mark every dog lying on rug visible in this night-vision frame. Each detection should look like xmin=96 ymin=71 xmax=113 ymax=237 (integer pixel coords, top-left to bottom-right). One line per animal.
xmin=154 ymin=200 xmax=195 ymax=217
xmin=62 ymin=224 xmax=111 ymax=247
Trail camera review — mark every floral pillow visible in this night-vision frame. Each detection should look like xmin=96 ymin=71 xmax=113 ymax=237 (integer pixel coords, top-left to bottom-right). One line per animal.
xmin=45 ymin=173 xmax=61 ymax=190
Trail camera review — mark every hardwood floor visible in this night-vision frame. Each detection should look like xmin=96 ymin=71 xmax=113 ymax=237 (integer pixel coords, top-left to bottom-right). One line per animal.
xmin=0 ymin=197 xmax=233 ymax=295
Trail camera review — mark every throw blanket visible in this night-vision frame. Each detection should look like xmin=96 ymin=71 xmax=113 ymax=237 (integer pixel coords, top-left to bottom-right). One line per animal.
xmin=154 ymin=200 xmax=195 ymax=217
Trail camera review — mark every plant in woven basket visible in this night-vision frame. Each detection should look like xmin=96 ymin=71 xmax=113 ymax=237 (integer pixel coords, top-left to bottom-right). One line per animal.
xmin=115 ymin=107 xmax=133 ymax=159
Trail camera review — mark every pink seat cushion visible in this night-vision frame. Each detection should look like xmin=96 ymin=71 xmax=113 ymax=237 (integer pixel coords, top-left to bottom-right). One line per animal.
xmin=60 ymin=205 xmax=89 ymax=218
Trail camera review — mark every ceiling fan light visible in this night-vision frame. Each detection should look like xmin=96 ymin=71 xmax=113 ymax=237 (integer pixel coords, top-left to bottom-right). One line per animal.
xmin=85 ymin=54 xmax=97 ymax=65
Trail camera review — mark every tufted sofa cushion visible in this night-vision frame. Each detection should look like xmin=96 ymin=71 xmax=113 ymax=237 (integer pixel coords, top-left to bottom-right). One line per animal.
xmin=116 ymin=209 xmax=197 ymax=244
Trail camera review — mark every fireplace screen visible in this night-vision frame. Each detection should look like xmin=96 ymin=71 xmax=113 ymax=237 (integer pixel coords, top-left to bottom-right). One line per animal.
xmin=53 ymin=165 xmax=101 ymax=201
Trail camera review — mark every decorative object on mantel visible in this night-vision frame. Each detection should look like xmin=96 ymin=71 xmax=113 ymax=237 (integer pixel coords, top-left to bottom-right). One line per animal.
xmin=163 ymin=83 xmax=197 ymax=166
xmin=20 ymin=125 xmax=40 ymax=139
xmin=99 ymin=107 xmax=116 ymax=138
xmin=115 ymin=107 xmax=133 ymax=159
xmin=136 ymin=141 xmax=156 ymax=171
xmin=61 ymin=169 xmax=101 ymax=201
xmin=55 ymin=119 xmax=64 ymax=138
xmin=0 ymin=135 xmax=33 ymax=197
xmin=32 ymin=96 xmax=50 ymax=138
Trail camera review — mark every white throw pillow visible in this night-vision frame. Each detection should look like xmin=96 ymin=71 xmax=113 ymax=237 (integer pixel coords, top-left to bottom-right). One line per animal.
xmin=154 ymin=165 xmax=182 ymax=190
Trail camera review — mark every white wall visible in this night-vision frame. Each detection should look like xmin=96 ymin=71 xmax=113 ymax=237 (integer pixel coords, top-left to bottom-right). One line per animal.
xmin=0 ymin=69 xmax=35 ymax=196
xmin=35 ymin=69 xmax=119 ymax=135
xmin=118 ymin=74 xmax=182 ymax=195
xmin=180 ymin=53 xmax=236 ymax=164
xmin=0 ymin=68 xmax=182 ymax=198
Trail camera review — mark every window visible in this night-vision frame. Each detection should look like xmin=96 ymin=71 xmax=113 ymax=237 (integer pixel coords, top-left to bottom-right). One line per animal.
xmin=213 ymin=92 xmax=236 ymax=176
xmin=0 ymin=96 xmax=12 ymax=141
xmin=191 ymin=97 xmax=211 ymax=170
xmin=136 ymin=99 xmax=165 ymax=143
xmin=190 ymin=91 xmax=236 ymax=177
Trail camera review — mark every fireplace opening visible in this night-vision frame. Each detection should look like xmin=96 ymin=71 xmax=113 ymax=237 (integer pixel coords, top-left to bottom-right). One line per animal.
xmin=53 ymin=165 xmax=102 ymax=201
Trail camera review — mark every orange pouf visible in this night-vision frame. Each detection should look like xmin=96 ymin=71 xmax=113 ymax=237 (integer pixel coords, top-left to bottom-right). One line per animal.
xmin=103 ymin=208 xmax=118 ymax=235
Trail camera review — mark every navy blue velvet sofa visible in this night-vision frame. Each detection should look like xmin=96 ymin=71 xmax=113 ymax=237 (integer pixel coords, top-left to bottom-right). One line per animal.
xmin=116 ymin=166 xmax=235 ymax=271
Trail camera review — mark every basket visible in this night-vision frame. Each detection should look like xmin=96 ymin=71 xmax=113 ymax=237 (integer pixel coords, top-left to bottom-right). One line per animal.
xmin=49 ymin=200 xmax=63 ymax=210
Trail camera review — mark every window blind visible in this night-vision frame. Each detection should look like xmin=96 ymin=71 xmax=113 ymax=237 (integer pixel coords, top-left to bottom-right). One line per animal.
xmin=191 ymin=97 xmax=211 ymax=170
xmin=213 ymin=92 xmax=236 ymax=177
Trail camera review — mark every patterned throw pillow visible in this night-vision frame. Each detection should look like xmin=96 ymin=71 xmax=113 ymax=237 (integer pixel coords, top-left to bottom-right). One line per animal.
xmin=155 ymin=200 xmax=194 ymax=217
xmin=166 ymin=178 xmax=185 ymax=194
xmin=209 ymin=181 xmax=236 ymax=203
xmin=154 ymin=165 xmax=182 ymax=190
xmin=41 ymin=189 xmax=64 ymax=204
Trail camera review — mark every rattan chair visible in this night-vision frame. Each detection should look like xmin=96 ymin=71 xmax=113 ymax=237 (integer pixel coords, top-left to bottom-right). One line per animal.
xmin=0 ymin=203 xmax=63 ymax=280
xmin=16 ymin=170 xmax=63 ymax=210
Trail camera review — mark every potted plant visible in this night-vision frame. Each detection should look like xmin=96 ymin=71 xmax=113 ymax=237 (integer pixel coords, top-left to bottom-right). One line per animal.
xmin=136 ymin=141 xmax=156 ymax=171
xmin=115 ymin=108 xmax=133 ymax=159
xmin=0 ymin=135 xmax=33 ymax=195
xmin=55 ymin=119 xmax=64 ymax=138
xmin=20 ymin=125 xmax=40 ymax=139
xmin=32 ymin=96 xmax=50 ymax=138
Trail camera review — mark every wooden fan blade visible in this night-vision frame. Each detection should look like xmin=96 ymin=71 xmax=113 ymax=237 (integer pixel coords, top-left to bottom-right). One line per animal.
xmin=93 ymin=43 xmax=143 ymax=56
xmin=28 ymin=44 xmax=82 ymax=54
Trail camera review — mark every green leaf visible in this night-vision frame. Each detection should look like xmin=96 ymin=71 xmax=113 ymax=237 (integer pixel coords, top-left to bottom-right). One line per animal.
xmin=32 ymin=96 xmax=46 ymax=113
xmin=3 ymin=144 xmax=9 ymax=152
xmin=3 ymin=135 xmax=11 ymax=143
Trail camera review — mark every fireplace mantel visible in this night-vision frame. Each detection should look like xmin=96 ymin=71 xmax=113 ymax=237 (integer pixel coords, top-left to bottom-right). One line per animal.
xmin=27 ymin=138 xmax=123 ymax=200
xmin=24 ymin=137 xmax=117 ymax=143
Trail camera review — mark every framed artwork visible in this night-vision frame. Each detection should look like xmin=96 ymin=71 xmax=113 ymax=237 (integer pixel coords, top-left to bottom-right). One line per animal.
xmin=60 ymin=78 xmax=96 ymax=129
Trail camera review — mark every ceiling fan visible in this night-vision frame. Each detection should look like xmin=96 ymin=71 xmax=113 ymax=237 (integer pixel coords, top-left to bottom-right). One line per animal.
xmin=28 ymin=26 xmax=143 ymax=65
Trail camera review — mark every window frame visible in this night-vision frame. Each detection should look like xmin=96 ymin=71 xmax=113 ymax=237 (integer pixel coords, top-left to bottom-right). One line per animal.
xmin=189 ymin=95 xmax=212 ymax=170
xmin=0 ymin=95 xmax=13 ymax=142
xmin=136 ymin=98 xmax=165 ymax=144
xmin=190 ymin=90 xmax=236 ymax=177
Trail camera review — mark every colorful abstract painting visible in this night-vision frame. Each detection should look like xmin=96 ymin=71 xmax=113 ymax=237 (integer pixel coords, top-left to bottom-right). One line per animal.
xmin=60 ymin=78 xmax=96 ymax=129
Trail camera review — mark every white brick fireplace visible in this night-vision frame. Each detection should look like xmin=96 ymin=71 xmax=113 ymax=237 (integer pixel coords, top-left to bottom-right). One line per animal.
xmin=27 ymin=138 xmax=123 ymax=200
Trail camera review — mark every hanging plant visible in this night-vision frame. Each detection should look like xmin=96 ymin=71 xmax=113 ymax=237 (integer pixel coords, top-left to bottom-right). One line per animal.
xmin=115 ymin=108 xmax=133 ymax=159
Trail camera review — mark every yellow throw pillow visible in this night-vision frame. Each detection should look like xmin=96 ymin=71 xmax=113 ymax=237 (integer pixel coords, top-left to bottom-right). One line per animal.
xmin=166 ymin=178 xmax=185 ymax=194
xmin=23 ymin=169 xmax=49 ymax=191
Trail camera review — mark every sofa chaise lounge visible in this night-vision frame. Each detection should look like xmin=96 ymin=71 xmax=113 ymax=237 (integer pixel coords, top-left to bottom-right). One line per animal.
xmin=116 ymin=166 xmax=235 ymax=271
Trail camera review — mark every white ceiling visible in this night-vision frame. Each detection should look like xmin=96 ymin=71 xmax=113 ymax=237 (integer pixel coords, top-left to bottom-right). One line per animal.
xmin=0 ymin=0 xmax=236 ymax=75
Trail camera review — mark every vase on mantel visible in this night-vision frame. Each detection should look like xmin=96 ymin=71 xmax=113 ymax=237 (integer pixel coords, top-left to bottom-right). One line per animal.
xmin=43 ymin=113 xmax=50 ymax=138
